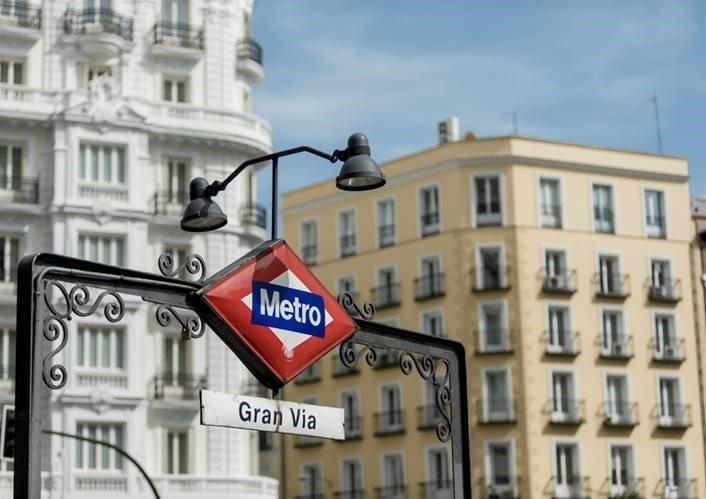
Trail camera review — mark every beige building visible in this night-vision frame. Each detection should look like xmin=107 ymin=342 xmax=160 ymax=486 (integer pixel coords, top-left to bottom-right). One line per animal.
xmin=278 ymin=131 xmax=705 ymax=499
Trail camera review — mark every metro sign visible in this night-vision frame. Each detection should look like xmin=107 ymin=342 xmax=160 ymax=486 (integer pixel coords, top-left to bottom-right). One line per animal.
xmin=189 ymin=239 xmax=357 ymax=389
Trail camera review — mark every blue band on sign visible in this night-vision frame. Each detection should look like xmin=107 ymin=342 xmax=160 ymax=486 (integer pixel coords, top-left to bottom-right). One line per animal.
xmin=251 ymin=281 xmax=326 ymax=337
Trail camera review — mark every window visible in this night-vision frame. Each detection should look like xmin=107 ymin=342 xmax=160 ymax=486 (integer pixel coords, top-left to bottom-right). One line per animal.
xmin=341 ymin=458 xmax=363 ymax=495
xmin=0 ymin=236 xmax=19 ymax=284
xmin=654 ymin=313 xmax=678 ymax=360
xmin=339 ymin=209 xmax=356 ymax=257
xmin=0 ymin=144 xmax=22 ymax=190
xmin=377 ymin=198 xmax=395 ymax=247
xmin=0 ymin=329 xmax=15 ymax=381
xmin=299 ymin=462 xmax=323 ymax=497
xmin=554 ymin=443 xmax=581 ymax=497
xmin=165 ymin=159 xmax=188 ymax=199
xmin=0 ymin=59 xmax=24 ymax=85
xmin=551 ymin=372 xmax=577 ymax=421
xmin=422 ymin=310 xmax=444 ymax=338
xmin=539 ymin=177 xmax=562 ymax=228
xmin=374 ymin=266 xmax=399 ymax=309
xmin=601 ymin=309 xmax=625 ymax=356
xmin=379 ymin=384 xmax=403 ymax=433
xmin=78 ymin=235 xmax=125 ymax=266
xmin=165 ymin=430 xmax=189 ymax=474
xmin=486 ymin=442 xmax=513 ymax=493
xmin=479 ymin=301 xmax=506 ymax=352
xmin=426 ymin=447 xmax=450 ymax=492
xmin=382 ymin=453 xmax=405 ymax=492
xmin=597 ymin=255 xmax=623 ymax=296
xmin=419 ymin=185 xmax=440 ymax=236
xmin=75 ymin=422 xmax=124 ymax=470
xmin=340 ymin=390 xmax=361 ymax=438
xmin=593 ymin=184 xmax=615 ymax=233
xmin=605 ymin=375 xmax=629 ymax=422
xmin=163 ymin=335 xmax=188 ymax=383
xmin=336 ymin=275 xmax=356 ymax=297
xmin=163 ymin=77 xmax=188 ymax=103
xmin=417 ymin=255 xmax=443 ymax=299
xmin=662 ymin=447 xmax=687 ymax=495
xmin=163 ymin=0 xmax=188 ymax=23
xmin=650 ymin=259 xmax=676 ymax=299
xmin=547 ymin=305 xmax=572 ymax=353
xmin=476 ymin=246 xmax=506 ymax=290
xmin=77 ymin=327 xmax=125 ymax=369
xmin=644 ymin=189 xmax=666 ymax=238
xmin=85 ymin=65 xmax=112 ymax=88
xmin=609 ymin=445 xmax=635 ymax=494
xmin=658 ymin=377 xmax=682 ymax=422
xmin=474 ymin=175 xmax=502 ymax=226
xmin=484 ymin=369 xmax=510 ymax=420
xmin=301 ymin=220 xmax=318 ymax=265
xmin=79 ymin=144 xmax=126 ymax=184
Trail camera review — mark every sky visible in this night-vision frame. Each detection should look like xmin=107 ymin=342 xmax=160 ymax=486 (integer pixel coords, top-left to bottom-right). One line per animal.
xmin=250 ymin=1 xmax=706 ymax=214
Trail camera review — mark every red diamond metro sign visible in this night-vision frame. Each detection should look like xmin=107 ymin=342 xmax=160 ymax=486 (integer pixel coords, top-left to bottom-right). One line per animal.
xmin=188 ymin=239 xmax=357 ymax=389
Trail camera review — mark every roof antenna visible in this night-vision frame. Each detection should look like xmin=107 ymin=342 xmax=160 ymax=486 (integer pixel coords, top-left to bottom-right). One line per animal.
xmin=650 ymin=95 xmax=663 ymax=154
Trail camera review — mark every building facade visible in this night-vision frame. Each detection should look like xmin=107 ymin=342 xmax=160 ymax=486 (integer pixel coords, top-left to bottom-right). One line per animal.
xmin=281 ymin=133 xmax=706 ymax=498
xmin=0 ymin=0 xmax=277 ymax=497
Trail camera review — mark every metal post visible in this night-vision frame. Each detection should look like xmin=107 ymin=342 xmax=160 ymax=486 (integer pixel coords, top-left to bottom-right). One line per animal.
xmin=271 ymin=157 xmax=278 ymax=240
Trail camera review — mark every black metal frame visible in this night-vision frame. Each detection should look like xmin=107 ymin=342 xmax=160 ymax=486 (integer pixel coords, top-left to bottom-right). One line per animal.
xmin=13 ymin=253 xmax=471 ymax=498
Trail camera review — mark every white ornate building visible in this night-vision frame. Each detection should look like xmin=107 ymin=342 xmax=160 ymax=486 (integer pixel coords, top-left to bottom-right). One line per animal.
xmin=0 ymin=0 xmax=277 ymax=497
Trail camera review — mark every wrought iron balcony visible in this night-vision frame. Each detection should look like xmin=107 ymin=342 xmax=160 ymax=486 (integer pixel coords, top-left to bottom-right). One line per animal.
xmin=301 ymin=244 xmax=317 ymax=265
xmin=657 ymin=479 xmax=697 ymax=499
xmin=371 ymin=283 xmax=401 ymax=310
xmin=594 ymin=273 xmax=630 ymax=299
xmin=655 ymin=403 xmax=691 ymax=429
xmin=477 ymin=398 xmax=516 ymax=424
xmin=63 ymin=8 xmax=133 ymax=41
xmin=343 ymin=415 xmax=362 ymax=440
xmin=340 ymin=234 xmax=356 ymax=257
xmin=541 ymin=268 xmax=577 ymax=294
xmin=648 ymin=278 xmax=681 ymax=303
xmin=152 ymin=372 xmax=206 ymax=400
xmin=543 ymin=330 xmax=580 ymax=356
xmin=293 ymin=363 xmax=320 ymax=384
xmin=419 ymin=480 xmax=452 ymax=499
xmin=420 ymin=211 xmax=440 ymax=237
xmin=378 ymin=224 xmax=395 ymax=247
xmin=374 ymin=484 xmax=406 ymax=499
xmin=153 ymin=190 xmax=188 ymax=216
xmin=547 ymin=399 xmax=585 ymax=425
xmin=597 ymin=335 xmax=633 ymax=359
xmin=0 ymin=1 xmax=41 ymax=29
xmin=333 ymin=354 xmax=359 ymax=377
xmin=603 ymin=477 xmax=643 ymax=499
xmin=237 ymin=38 xmax=263 ymax=65
xmin=0 ymin=175 xmax=38 ymax=203
xmin=414 ymin=273 xmax=445 ymax=300
xmin=417 ymin=404 xmax=444 ymax=430
xmin=474 ymin=328 xmax=513 ymax=354
xmin=480 ymin=477 xmax=521 ymax=499
xmin=649 ymin=337 xmax=685 ymax=363
xmin=472 ymin=266 xmax=510 ymax=292
xmin=374 ymin=410 xmax=405 ymax=436
xmin=153 ymin=20 xmax=204 ymax=49
xmin=334 ymin=490 xmax=365 ymax=499
xmin=240 ymin=202 xmax=267 ymax=229
xmin=601 ymin=402 xmax=639 ymax=427
xmin=550 ymin=476 xmax=590 ymax=499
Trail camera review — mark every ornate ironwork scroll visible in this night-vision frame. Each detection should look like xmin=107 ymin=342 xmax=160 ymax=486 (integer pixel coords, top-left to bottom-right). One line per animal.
xmin=155 ymin=253 xmax=206 ymax=339
xmin=337 ymin=291 xmax=375 ymax=320
xmin=155 ymin=305 xmax=205 ymax=339
xmin=157 ymin=252 xmax=207 ymax=283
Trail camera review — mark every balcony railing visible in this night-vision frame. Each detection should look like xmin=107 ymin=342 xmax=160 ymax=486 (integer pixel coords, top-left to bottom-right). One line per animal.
xmin=477 ymin=398 xmax=515 ymax=424
xmin=294 ymin=364 xmax=320 ymax=384
xmin=152 ymin=372 xmax=206 ymax=400
xmin=340 ymin=234 xmax=356 ymax=257
xmin=301 ymin=244 xmax=317 ymax=265
xmin=379 ymin=224 xmax=395 ymax=247
xmin=420 ymin=212 xmax=440 ymax=237
xmin=541 ymin=268 xmax=577 ymax=294
xmin=598 ymin=335 xmax=633 ymax=359
xmin=414 ymin=273 xmax=445 ymax=300
xmin=547 ymin=399 xmax=585 ymax=425
xmin=602 ymin=402 xmax=639 ymax=427
xmin=237 ymin=38 xmax=263 ymax=65
xmin=153 ymin=190 xmax=188 ymax=216
xmin=344 ymin=415 xmax=363 ymax=440
xmin=419 ymin=480 xmax=452 ymax=499
xmin=543 ymin=330 xmax=580 ymax=356
xmin=480 ymin=477 xmax=521 ymax=499
xmin=374 ymin=410 xmax=405 ymax=436
xmin=374 ymin=484 xmax=407 ymax=499
xmin=333 ymin=354 xmax=359 ymax=377
xmin=373 ymin=349 xmax=401 ymax=369
xmin=63 ymin=8 xmax=133 ymax=41
xmin=655 ymin=403 xmax=692 ymax=429
xmin=474 ymin=329 xmax=513 ymax=354
xmin=240 ymin=202 xmax=267 ymax=229
xmin=650 ymin=337 xmax=685 ymax=363
xmin=371 ymin=283 xmax=401 ymax=310
xmin=0 ymin=1 xmax=41 ymax=29
xmin=334 ymin=490 xmax=365 ymax=499
xmin=472 ymin=266 xmax=510 ymax=292
xmin=0 ymin=175 xmax=38 ymax=203
xmin=417 ymin=404 xmax=444 ymax=430
xmin=657 ymin=479 xmax=697 ymax=499
xmin=594 ymin=272 xmax=630 ymax=299
xmin=153 ymin=20 xmax=204 ymax=49
xmin=603 ymin=477 xmax=644 ymax=499
xmin=648 ymin=278 xmax=681 ymax=303
xmin=550 ymin=476 xmax=590 ymax=499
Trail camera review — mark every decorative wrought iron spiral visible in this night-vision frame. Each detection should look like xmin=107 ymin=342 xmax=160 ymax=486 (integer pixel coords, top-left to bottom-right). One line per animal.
xmin=157 ymin=252 xmax=207 ymax=283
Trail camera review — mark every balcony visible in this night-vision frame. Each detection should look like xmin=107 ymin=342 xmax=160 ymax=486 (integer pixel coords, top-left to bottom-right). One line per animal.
xmin=340 ymin=234 xmax=356 ymax=257
xmin=419 ymin=480 xmax=452 ymax=499
xmin=344 ymin=415 xmax=363 ymax=440
xmin=414 ymin=273 xmax=445 ymax=301
xmin=334 ymin=491 xmax=365 ymax=499
xmin=151 ymin=20 xmax=204 ymax=60
xmin=151 ymin=474 xmax=278 ymax=498
xmin=480 ymin=477 xmax=521 ymax=499
xmin=650 ymin=338 xmax=685 ymax=363
xmin=374 ymin=410 xmax=405 ymax=436
xmin=236 ymin=38 xmax=264 ymax=83
xmin=294 ymin=363 xmax=320 ymax=384
xmin=648 ymin=278 xmax=681 ymax=303
xmin=0 ymin=175 xmax=38 ymax=204
xmin=75 ymin=370 xmax=127 ymax=390
xmin=63 ymin=8 xmax=133 ymax=58
xmin=603 ymin=477 xmax=644 ymax=499
xmin=240 ymin=202 xmax=267 ymax=229
xmin=374 ymin=485 xmax=407 ymax=499
xmin=602 ymin=402 xmax=639 ymax=427
xmin=373 ymin=349 xmax=401 ymax=370
xmin=654 ymin=404 xmax=691 ymax=429
xmin=420 ymin=211 xmax=440 ymax=237
xmin=547 ymin=399 xmax=585 ymax=425
xmin=379 ymin=224 xmax=395 ymax=247
xmin=543 ymin=331 xmax=580 ymax=357
xmin=152 ymin=372 xmax=206 ymax=401
xmin=594 ymin=273 xmax=630 ymax=299
xmin=657 ymin=479 xmax=697 ymax=499
xmin=153 ymin=190 xmax=188 ymax=217
xmin=541 ymin=268 xmax=577 ymax=295
xmin=301 ymin=244 xmax=317 ymax=265
xmin=371 ymin=283 xmax=401 ymax=310
xmin=475 ymin=329 xmax=513 ymax=355
xmin=417 ymin=404 xmax=444 ymax=430
xmin=550 ymin=476 xmax=590 ymax=499
xmin=477 ymin=398 xmax=516 ymax=424
xmin=472 ymin=266 xmax=510 ymax=292
xmin=333 ymin=354 xmax=359 ymax=377
xmin=598 ymin=335 xmax=633 ymax=360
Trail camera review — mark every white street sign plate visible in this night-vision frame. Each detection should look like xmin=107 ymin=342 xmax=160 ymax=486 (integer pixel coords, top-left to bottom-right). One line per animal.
xmin=200 ymin=389 xmax=345 ymax=440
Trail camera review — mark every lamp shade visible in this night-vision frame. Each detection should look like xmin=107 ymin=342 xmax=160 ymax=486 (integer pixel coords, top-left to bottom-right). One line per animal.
xmin=336 ymin=133 xmax=386 ymax=191
xmin=180 ymin=177 xmax=228 ymax=232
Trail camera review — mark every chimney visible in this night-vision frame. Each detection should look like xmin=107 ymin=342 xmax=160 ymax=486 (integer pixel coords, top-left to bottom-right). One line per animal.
xmin=438 ymin=117 xmax=460 ymax=145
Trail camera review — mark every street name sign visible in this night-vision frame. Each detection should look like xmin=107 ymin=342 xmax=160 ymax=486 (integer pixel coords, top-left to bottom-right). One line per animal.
xmin=200 ymin=389 xmax=345 ymax=440
xmin=189 ymin=239 xmax=357 ymax=389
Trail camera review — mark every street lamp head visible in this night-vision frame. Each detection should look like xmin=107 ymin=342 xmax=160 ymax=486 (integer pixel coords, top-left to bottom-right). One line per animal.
xmin=180 ymin=177 xmax=228 ymax=232
xmin=335 ymin=133 xmax=386 ymax=191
